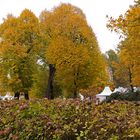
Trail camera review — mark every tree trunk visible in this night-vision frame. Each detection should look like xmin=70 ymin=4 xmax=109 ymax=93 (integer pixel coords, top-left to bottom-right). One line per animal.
xmin=24 ymin=91 xmax=29 ymax=100
xmin=130 ymin=84 xmax=134 ymax=92
xmin=46 ymin=64 xmax=56 ymax=99
xmin=73 ymin=90 xmax=77 ymax=98
xmin=73 ymin=80 xmax=77 ymax=98
xmin=14 ymin=91 xmax=20 ymax=100
xmin=128 ymin=67 xmax=134 ymax=92
xmin=73 ymin=67 xmax=79 ymax=98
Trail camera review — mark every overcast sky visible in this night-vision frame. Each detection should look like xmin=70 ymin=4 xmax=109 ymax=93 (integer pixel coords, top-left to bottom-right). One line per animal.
xmin=0 ymin=0 xmax=135 ymax=53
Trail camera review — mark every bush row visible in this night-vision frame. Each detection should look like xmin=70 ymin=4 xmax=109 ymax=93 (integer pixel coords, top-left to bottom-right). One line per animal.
xmin=0 ymin=99 xmax=140 ymax=140
xmin=106 ymin=91 xmax=140 ymax=102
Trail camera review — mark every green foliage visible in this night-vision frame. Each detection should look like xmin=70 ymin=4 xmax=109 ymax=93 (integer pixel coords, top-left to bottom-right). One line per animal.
xmin=30 ymin=66 xmax=48 ymax=98
xmin=30 ymin=65 xmax=62 ymax=98
xmin=107 ymin=91 xmax=140 ymax=102
xmin=0 ymin=99 xmax=140 ymax=139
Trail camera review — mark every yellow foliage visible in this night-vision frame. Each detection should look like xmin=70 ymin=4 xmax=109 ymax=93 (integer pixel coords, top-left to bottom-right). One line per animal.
xmin=107 ymin=2 xmax=140 ymax=87
xmin=40 ymin=3 xmax=109 ymax=97
xmin=0 ymin=9 xmax=40 ymax=92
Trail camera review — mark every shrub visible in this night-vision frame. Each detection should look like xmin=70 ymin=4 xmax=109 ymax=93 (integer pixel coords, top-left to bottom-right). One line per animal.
xmin=106 ymin=91 xmax=140 ymax=102
xmin=0 ymin=99 xmax=140 ymax=139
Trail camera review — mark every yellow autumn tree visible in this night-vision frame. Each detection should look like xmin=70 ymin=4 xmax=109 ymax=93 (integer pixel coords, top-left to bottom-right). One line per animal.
xmin=107 ymin=1 xmax=140 ymax=90
xmin=0 ymin=9 xmax=40 ymax=99
xmin=40 ymin=3 xmax=109 ymax=98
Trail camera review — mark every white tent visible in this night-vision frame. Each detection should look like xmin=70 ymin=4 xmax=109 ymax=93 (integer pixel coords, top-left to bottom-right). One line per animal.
xmin=113 ymin=87 xmax=128 ymax=93
xmin=3 ymin=92 xmax=14 ymax=100
xmin=134 ymin=87 xmax=140 ymax=92
xmin=96 ymin=86 xmax=112 ymax=103
xmin=79 ymin=93 xmax=84 ymax=101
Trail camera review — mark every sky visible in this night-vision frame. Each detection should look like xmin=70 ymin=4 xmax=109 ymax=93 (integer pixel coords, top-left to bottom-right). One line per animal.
xmin=0 ymin=0 xmax=135 ymax=53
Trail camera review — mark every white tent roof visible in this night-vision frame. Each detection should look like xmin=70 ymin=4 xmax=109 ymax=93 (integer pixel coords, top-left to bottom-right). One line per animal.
xmin=96 ymin=86 xmax=112 ymax=96
xmin=113 ymin=88 xmax=120 ymax=93
xmin=113 ymin=87 xmax=128 ymax=93
xmin=79 ymin=93 xmax=84 ymax=100
xmin=4 ymin=92 xmax=11 ymax=97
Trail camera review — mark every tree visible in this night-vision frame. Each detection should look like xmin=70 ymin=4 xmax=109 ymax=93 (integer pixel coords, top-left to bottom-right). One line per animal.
xmin=107 ymin=1 xmax=140 ymax=90
xmin=40 ymin=4 xmax=108 ymax=99
xmin=105 ymin=49 xmax=133 ymax=89
xmin=105 ymin=49 xmax=119 ymax=85
xmin=0 ymin=9 xmax=40 ymax=99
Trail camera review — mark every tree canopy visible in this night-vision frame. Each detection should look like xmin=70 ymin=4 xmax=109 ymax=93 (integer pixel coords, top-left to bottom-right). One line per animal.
xmin=107 ymin=0 xmax=140 ymax=90
xmin=0 ymin=9 xmax=40 ymax=98
xmin=0 ymin=4 xmax=109 ymax=99
xmin=40 ymin=3 xmax=109 ymax=98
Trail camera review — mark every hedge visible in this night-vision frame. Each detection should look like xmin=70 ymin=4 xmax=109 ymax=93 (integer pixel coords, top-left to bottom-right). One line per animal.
xmin=106 ymin=91 xmax=140 ymax=102
xmin=0 ymin=99 xmax=140 ymax=140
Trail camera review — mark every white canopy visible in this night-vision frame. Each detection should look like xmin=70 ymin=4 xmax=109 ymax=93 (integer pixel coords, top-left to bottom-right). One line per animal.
xmin=96 ymin=86 xmax=112 ymax=96
xmin=113 ymin=88 xmax=120 ymax=93
xmin=79 ymin=93 xmax=84 ymax=100
xmin=113 ymin=87 xmax=128 ymax=93
xmin=134 ymin=87 xmax=140 ymax=92
xmin=3 ymin=92 xmax=13 ymax=100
